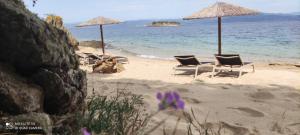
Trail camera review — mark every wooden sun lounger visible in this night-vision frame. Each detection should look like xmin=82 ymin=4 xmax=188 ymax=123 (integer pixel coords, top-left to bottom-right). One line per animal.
xmin=78 ymin=52 xmax=129 ymax=65
xmin=98 ymin=55 xmax=129 ymax=64
xmin=111 ymin=56 xmax=129 ymax=64
xmin=212 ymin=54 xmax=255 ymax=78
xmin=173 ymin=55 xmax=213 ymax=78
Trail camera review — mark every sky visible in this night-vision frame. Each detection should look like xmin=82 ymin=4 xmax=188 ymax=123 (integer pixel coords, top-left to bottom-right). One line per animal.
xmin=23 ymin=0 xmax=300 ymax=23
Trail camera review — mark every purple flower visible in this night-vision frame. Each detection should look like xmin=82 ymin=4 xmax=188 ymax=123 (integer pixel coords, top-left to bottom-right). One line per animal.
xmin=156 ymin=92 xmax=163 ymax=100
xmin=156 ymin=91 xmax=185 ymax=110
xmin=82 ymin=128 xmax=91 ymax=135
xmin=158 ymin=103 xmax=165 ymax=110
xmin=165 ymin=92 xmax=173 ymax=104
xmin=173 ymin=92 xmax=180 ymax=101
xmin=177 ymin=100 xmax=185 ymax=109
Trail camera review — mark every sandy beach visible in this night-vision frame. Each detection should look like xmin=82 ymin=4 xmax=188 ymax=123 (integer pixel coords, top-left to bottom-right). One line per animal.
xmin=2 ymin=0 xmax=299 ymax=134
xmin=78 ymin=46 xmax=300 ymax=88
xmin=78 ymin=46 xmax=300 ymax=134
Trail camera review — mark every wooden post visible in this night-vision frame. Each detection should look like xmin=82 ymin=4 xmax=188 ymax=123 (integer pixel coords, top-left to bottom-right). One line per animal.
xmin=218 ymin=17 xmax=222 ymax=55
xmin=100 ymin=25 xmax=105 ymax=55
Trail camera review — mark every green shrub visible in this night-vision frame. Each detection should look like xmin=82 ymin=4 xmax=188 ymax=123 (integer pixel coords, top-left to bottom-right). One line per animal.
xmin=76 ymin=90 xmax=149 ymax=135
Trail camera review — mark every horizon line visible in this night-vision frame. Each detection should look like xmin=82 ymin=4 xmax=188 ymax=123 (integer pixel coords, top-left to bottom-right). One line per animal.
xmin=61 ymin=12 xmax=299 ymax=24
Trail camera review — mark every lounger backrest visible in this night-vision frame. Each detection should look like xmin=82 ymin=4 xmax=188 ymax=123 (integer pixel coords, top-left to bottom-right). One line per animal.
xmin=214 ymin=54 xmax=243 ymax=66
xmin=174 ymin=55 xmax=200 ymax=65
xmin=87 ymin=54 xmax=101 ymax=60
xmin=76 ymin=53 xmax=86 ymax=58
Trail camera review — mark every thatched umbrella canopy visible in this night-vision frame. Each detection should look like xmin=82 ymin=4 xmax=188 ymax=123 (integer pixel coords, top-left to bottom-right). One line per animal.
xmin=184 ymin=2 xmax=259 ymax=55
xmin=77 ymin=16 xmax=121 ymax=55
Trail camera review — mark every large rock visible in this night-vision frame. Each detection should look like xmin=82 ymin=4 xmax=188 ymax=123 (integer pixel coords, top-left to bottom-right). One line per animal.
xmin=0 ymin=0 xmax=87 ymax=117
xmin=0 ymin=2 xmax=78 ymax=72
xmin=0 ymin=113 xmax=53 ymax=134
xmin=46 ymin=15 xmax=79 ymax=50
xmin=0 ymin=63 xmax=43 ymax=114
xmin=31 ymin=68 xmax=86 ymax=114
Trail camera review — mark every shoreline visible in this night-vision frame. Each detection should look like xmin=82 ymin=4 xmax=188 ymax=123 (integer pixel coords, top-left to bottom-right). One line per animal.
xmin=90 ymin=46 xmax=300 ymax=67
xmin=79 ymin=41 xmax=300 ymax=64
xmin=77 ymin=46 xmax=300 ymax=89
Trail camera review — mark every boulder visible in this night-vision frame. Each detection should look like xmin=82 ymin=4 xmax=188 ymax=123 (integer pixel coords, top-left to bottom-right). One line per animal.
xmin=0 ymin=0 xmax=87 ymax=115
xmin=0 ymin=113 xmax=53 ymax=134
xmin=0 ymin=1 xmax=78 ymax=72
xmin=46 ymin=15 xmax=79 ymax=50
xmin=0 ymin=63 xmax=43 ymax=114
xmin=31 ymin=68 xmax=86 ymax=114
xmin=45 ymin=15 xmax=63 ymax=29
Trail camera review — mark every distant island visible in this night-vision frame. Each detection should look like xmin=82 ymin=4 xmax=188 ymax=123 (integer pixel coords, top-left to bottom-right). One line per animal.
xmin=147 ymin=21 xmax=180 ymax=27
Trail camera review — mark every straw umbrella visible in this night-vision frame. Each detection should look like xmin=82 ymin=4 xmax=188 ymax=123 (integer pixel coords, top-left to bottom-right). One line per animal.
xmin=77 ymin=16 xmax=121 ymax=55
xmin=184 ymin=2 xmax=259 ymax=55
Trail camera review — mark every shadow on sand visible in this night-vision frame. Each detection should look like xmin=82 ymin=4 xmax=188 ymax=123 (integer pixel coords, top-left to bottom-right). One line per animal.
xmin=174 ymin=66 xmax=252 ymax=78
xmin=86 ymin=74 xmax=300 ymax=135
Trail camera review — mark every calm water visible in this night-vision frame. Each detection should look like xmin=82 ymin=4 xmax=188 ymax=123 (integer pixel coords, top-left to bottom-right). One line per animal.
xmin=67 ymin=14 xmax=300 ymax=62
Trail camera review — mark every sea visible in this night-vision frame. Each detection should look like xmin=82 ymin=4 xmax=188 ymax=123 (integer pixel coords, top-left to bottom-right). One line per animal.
xmin=66 ymin=14 xmax=300 ymax=63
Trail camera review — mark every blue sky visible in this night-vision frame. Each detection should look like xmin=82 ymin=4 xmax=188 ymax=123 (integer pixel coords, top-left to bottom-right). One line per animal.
xmin=23 ymin=0 xmax=300 ymax=23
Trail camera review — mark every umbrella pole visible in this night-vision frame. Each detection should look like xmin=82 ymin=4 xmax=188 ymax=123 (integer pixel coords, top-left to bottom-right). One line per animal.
xmin=100 ymin=24 xmax=105 ymax=55
xmin=218 ymin=17 xmax=222 ymax=55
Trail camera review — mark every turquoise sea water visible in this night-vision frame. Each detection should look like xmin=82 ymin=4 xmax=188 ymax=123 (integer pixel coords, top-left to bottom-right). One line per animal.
xmin=67 ymin=14 xmax=300 ymax=62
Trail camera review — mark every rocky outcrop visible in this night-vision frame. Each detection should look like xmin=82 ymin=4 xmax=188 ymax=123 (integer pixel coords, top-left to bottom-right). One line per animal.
xmin=0 ymin=113 xmax=53 ymax=134
xmin=0 ymin=0 xmax=87 ymax=134
xmin=46 ymin=15 xmax=80 ymax=50
xmin=0 ymin=63 xmax=43 ymax=115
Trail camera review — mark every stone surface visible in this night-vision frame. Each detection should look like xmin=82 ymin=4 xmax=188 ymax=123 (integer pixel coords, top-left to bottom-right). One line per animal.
xmin=0 ymin=0 xmax=87 ymax=116
xmin=0 ymin=113 xmax=53 ymax=134
xmin=0 ymin=63 xmax=43 ymax=115
xmin=0 ymin=1 xmax=78 ymax=72
xmin=46 ymin=15 xmax=79 ymax=50
xmin=31 ymin=68 xmax=86 ymax=114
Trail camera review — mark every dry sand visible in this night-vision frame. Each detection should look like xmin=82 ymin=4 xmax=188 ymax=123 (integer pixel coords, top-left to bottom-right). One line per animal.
xmin=78 ymin=46 xmax=300 ymax=135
